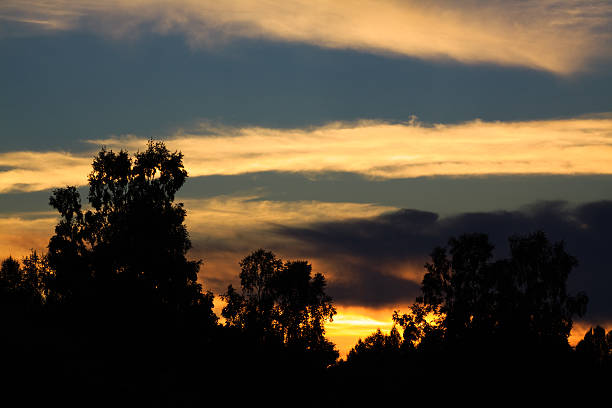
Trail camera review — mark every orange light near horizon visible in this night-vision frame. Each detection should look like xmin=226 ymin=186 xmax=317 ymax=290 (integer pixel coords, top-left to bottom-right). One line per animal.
xmin=326 ymin=305 xmax=402 ymax=358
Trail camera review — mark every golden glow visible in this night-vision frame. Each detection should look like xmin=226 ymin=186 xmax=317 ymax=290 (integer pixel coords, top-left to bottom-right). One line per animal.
xmin=184 ymin=195 xmax=396 ymax=286
xmin=1 ymin=1 xmax=611 ymax=73
xmin=0 ymin=151 xmax=91 ymax=193
xmin=569 ymin=319 xmax=612 ymax=347
xmin=327 ymin=305 xmax=401 ymax=357
xmin=0 ymin=213 xmax=57 ymax=259
xmin=3 ymin=116 xmax=612 ymax=193
xmin=98 ymin=116 xmax=612 ymax=180
xmin=0 ymin=196 xmax=397 ymax=287
xmin=212 ymin=298 xmax=403 ymax=358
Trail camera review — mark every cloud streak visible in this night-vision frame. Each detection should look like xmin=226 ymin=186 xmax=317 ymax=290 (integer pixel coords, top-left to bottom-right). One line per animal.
xmin=1 ymin=1 xmax=611 ymax=73
xmin=88 ymin=117 xmax=612 ymax=179
xmin=2 ymin=115 xmax=612 ymax=193
xmin=0 ymin=151 xmax=92 ymax=193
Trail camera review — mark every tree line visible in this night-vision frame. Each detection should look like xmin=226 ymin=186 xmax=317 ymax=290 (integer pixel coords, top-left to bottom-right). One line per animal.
xmin=1 ymin=141 xmax=610 ymax=405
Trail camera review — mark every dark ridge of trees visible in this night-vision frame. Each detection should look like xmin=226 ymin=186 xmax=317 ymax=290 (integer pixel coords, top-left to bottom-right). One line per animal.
xmin=1 ymin=141 xmax=611 ymax=405
xmin=415 ymin=231 xmax=589 ymax=354
xmin=334 ymin=232 xmax=609 ymax=396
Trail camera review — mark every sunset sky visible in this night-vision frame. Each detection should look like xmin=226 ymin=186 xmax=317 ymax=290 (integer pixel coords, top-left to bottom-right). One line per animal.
xmin=1 ymin=0 xmax=612 ymax=355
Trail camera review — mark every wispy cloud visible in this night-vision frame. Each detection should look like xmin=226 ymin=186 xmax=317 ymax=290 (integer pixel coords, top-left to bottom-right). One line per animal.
xmin=2 ymin=116 xmax=611 ymax=193
xmin=0 ymin=151 xmax=92 ymax=193
xmin=0 ymin=213 xmax=57 ymax=259
xmin=95 ymin=116 xmax=612 ymax=178
xmin=1 ymin=1 xmax=610 ymax=73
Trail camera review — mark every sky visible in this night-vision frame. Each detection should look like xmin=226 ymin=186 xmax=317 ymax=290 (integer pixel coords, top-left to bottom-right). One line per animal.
xmin=1 ymin=0 xmax=612 ymax=355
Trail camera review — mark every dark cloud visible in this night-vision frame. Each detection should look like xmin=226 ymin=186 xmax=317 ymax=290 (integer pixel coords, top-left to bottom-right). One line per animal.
xmin=323 ymin=259 xmax=421 ymax=308
xmin=275 ymin=201 xmax=612 ymax=320
xmin=179 ymin=172 xmax=612 ymax=217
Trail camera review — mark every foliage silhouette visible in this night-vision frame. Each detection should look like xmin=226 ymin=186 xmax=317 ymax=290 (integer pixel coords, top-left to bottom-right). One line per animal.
xmin=392 ymin=231 xmax=588 ymax=355
xmin=336 ymin=231 xmax=599 ymax=395
xmin=0 ymin=251 xmax=49 ymax=311
xmin=47 ymin=141 xmax=213 ymax=318
xmin=222 ymin=249 xmax=338 ymax=368
xmin=576 ymin=325 xmax=612 ymax=367
xmin=346 ymin=327 xmax=402 ymax=364
xmin=36 ymin=141 xmax=219 ymax=405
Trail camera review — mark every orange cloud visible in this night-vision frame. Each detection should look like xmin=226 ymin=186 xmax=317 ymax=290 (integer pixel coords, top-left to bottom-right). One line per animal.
xmin=3 ymin=115 xmax=612 ymax=193
xmin=0 ymin=213 xmax=57 ymax=259
xmin=96 ymin=116 xmax=612 ymax=179
xmin=1 ymin=1 xmax=610 ymax=73
xmin=0 ymin=151 xmax=91 ymax=193
xmin=180 ymin=196 xmax=396 ymax=289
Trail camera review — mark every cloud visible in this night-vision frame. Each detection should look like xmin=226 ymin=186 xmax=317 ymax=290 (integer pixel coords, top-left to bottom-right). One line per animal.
xmin=3 ymin=115 xmax=611 ymax=193
xmin=1 ymin=1 xmax=611 ymax=73
xmin=0 ymin=151 xmax=92 ymax=193
xmin=0 ymin=213 xmax=57 ymax=259
xmin=93 ymin=116 xmax=612 ymax=177
xmin=181 ymin=196 xmax=396 ymax=293
xmin=275 ymin=200 xmax=612 ymax=322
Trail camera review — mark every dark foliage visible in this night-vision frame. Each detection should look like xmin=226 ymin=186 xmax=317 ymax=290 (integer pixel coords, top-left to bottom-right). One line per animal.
xmin=222 ymin=249 xmax=339 ymax=369
xmin=47 ymin=141 xmax=213 ymax=316
xmin=413 ymin=231 xmax=589 ymax=353
xmin=576 ymin=325 xmax=612 ymax=368
xmin=335 ymin=231 xmax=605 ymax=398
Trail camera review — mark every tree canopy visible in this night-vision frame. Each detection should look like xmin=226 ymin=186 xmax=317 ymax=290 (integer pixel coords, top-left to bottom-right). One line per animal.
xmin=393 ymin=231 xmax=588 ymax=355
xmin=47 ymin=141 xmax=214 ymax=320
xmin=222 ymin=249 xmax=338 ymax=365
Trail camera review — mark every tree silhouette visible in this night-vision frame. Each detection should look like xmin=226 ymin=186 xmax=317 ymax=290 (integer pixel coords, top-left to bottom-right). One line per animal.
xmin=0 ymin=256 xmax=21 ymax=292
xmin=346 ymin=327 xmax=402 ymax=364
xmin=0 ymin=252 xmax=49 ymax=305
xmin=393 ymin=231 xmax=588 ymax=357
xmin=30 ymin=141 xmax=223 ymax=405
xmin=47 ymin=141 xmax=214 ymax=319
xmin=576 ymin=326 xmax=611 ymax=367
xmin=222 ymin=249 xmax=338 ymax=366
